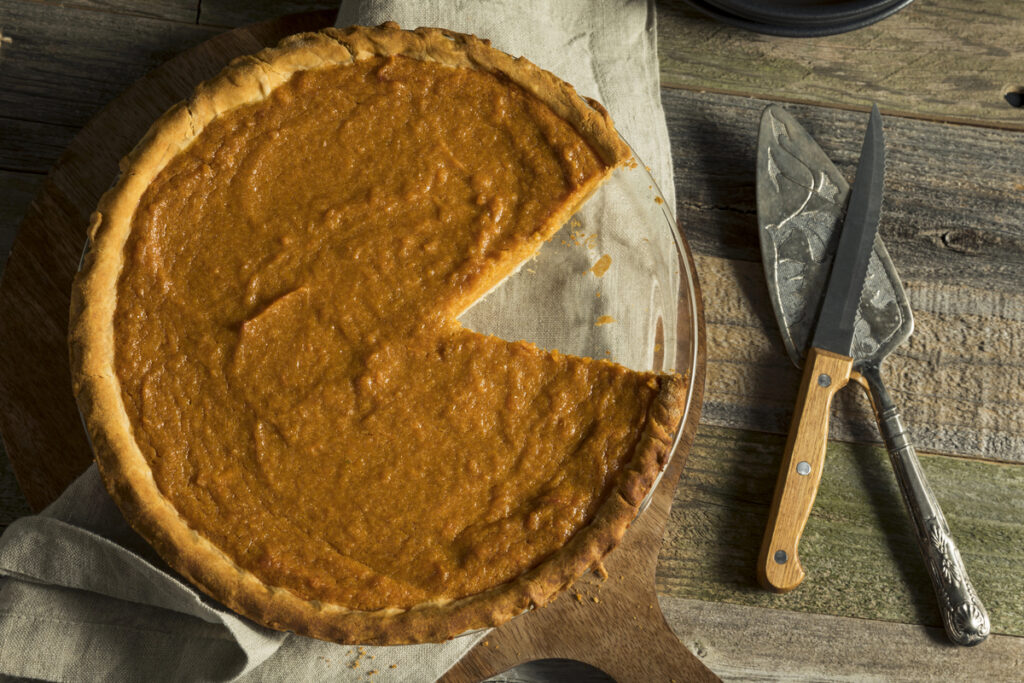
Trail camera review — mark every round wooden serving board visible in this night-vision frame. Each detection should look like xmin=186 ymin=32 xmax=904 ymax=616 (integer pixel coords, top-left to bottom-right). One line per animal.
xmin=0 ymin=13 xmax=713 ymax=682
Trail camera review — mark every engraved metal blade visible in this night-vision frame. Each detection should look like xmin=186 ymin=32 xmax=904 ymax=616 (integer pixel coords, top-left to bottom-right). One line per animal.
xmin=810 ymin=104 xmax=885 ymax=357
xmin=756 ymin=104 xmax=911 ymax=368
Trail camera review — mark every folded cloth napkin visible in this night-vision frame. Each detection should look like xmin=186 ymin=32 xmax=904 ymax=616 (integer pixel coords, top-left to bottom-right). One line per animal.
xmin=0 ymin=1 xmax=674 ymax=680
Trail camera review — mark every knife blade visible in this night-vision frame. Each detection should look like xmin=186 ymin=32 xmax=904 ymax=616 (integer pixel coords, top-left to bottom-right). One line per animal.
xmin=757 ymin=104 xmax=884 ymax=593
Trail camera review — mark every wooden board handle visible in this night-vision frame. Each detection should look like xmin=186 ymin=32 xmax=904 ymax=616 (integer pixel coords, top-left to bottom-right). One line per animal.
xmin=758 ymin=347 xmax=853 ymax=592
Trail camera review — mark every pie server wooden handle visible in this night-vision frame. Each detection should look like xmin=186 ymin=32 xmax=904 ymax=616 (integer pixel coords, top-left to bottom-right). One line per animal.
xmin=758 ymin=347 xmax=853 ymax=592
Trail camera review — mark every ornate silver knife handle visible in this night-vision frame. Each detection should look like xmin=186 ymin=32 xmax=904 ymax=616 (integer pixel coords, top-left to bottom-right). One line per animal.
xmin=858 ymin=363 xmax=990 ymax=646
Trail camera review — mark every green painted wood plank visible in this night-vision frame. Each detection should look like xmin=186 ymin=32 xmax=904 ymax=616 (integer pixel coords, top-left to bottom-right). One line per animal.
xmin=657 ymin=424 xmax=1024 ymax=635
xmin=656 ymin=0 xmax=1024 ymax=130
xmin=663 ymin=596 xmax=1024 ymax=680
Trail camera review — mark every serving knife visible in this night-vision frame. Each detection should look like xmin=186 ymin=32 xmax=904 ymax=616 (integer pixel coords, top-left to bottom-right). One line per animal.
xmin=755 ymin=104 xmax=990 ymax=646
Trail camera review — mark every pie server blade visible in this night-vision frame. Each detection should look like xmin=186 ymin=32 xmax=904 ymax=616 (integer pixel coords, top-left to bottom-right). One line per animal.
xmin=755 ymin=104 xmax=989 ymax=646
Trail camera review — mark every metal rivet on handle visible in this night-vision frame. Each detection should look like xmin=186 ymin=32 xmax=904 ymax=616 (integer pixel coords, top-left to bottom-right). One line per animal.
xmin=796 ymin=461 xmax=811 ymax=475
xmin=818 ymin=373 xmax=831 ymax=387
xmin=774 ymin=549 xmax=788 ymax=564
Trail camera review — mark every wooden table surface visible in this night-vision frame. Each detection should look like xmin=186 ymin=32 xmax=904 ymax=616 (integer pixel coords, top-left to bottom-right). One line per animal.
xmin=1 ymin=1 xmax=1022 ymax=680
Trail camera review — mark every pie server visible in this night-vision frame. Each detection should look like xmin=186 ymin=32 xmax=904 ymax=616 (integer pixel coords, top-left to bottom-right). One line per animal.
xmin=755 ymin=104 xmax=989 ymax=646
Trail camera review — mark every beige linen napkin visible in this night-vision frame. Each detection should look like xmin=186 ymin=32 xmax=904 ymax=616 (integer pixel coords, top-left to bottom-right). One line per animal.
xmin=0 ymin=1 xmax=674 ymax=680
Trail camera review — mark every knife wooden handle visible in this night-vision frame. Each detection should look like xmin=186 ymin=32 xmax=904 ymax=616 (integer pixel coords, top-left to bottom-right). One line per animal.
xmin=758 ymin=347 xmax=853 ymax=592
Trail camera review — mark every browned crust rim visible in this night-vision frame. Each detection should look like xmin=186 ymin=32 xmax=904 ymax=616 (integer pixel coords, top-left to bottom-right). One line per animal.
xmin=68 ymin=23 xmax=684 ymax=644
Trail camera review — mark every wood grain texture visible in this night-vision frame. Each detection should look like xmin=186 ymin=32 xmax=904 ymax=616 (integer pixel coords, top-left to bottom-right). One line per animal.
xmin=662 ymin=596 xmax=1024 ymax=681
xmin=658 ymin=424 xmax=1024 ymax=636
xmin=197 ymin=0 xmax=335 ymax=28
xmin=25 ymin=0 xmax=200 ymax=23
xmin=657 ymin=0 xmax=1024 ymax=130
xmin=759 ymin=348 xmax=853 ymax=593
xmin=484 ymin=660 xmax=612 ymax=683
xmin=0 ymin=445 xmax=32 ymax=531
xmin=0 ymin=170 xmax=43 ymax=264
xmin=445 ymin=244 xmax=712 ymax=682
xmin=697 ymin=252 xmax=1024 ymax=463
xmin=0 ymin=117 xmax=77 ymax=174
xmin=668 ymin=88 xmax=1024 ymax=463
xmin=666 ymin=88 xmax=1024 ymax=289
xmin=0 ymin=1 xmax=219 ymax=169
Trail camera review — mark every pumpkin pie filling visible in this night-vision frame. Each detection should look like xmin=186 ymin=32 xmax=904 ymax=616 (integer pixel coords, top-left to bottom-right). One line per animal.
xmin=115 ymin=55 xmax=664 ymax=610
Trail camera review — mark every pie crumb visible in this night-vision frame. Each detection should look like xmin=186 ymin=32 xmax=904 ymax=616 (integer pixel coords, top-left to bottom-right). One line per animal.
xmin=592 ymin=596 xmax=600 ymax=604
xmin=589 ymin=254 xmax=612 ymax=277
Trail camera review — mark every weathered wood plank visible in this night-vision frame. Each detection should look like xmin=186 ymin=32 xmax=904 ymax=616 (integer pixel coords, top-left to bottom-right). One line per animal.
xmin=484 ymin=660 xmax=612 ymax=682
xmin=657 ymin=424 xmax=1024 ymax=636
xmin=664 ymin=88 xmax=1024 ymax=462
xmin=0 ymin=117 xmax=77 ymax=174
xmin=0 ymin=1 xmax=219 ymax=130
xmin=24 ymin=0 xmax=198 ymax=23
xmin=665 ymin=88 xmax=1024 ymax=289
xmin=657 ymin=0 xmax=1024 ymax=130
xmin=697 ymin=253 xmax=1024 ymax=463
xmin=0 ymin=170 xmax=43 ymax=265
xmin=662 ymin=596 xmax=1024 ymax=680
xmin=0 ymin=184 xmax=39 ymax=540
xmin=197 ymin=0 xmax=335 ymax=28
xmin=0 ymin=446 xmax=31 ymax=532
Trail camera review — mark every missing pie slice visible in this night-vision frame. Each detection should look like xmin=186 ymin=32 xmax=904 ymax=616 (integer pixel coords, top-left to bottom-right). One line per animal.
xmin=70 ymin=23 xmax=686 ymax=644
